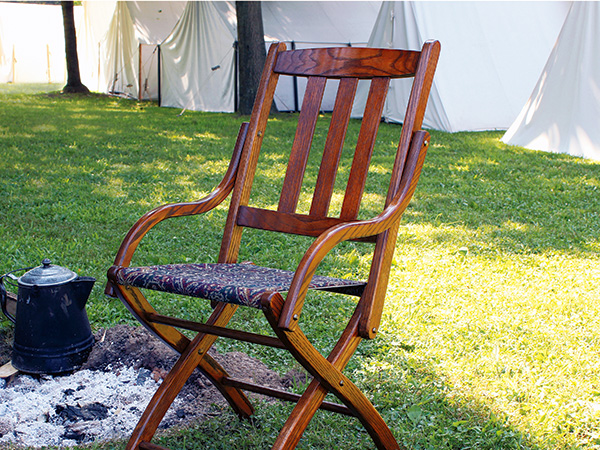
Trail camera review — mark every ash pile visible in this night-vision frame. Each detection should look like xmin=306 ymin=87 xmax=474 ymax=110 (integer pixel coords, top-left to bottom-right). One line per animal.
xmin=0 ymin=325 xmax=293 ymax=448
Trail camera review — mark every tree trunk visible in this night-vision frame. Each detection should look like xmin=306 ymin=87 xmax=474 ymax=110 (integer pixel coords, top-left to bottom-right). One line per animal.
xmin=61 ymin=1 xmax=89 ymax=94
xmin=236 ymin=1 xmax=266 ymax=115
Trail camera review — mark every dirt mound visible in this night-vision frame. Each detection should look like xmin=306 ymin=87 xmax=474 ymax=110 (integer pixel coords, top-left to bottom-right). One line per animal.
xmin=82 ymin=324 xmax=179 ymax=372
xmin=81 ymin=324 xmax=292 ymax=408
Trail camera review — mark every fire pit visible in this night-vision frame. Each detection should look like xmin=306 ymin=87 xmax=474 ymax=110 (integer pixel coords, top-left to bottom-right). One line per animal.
xmin=0 ymin=325 xmax=306 ymax=447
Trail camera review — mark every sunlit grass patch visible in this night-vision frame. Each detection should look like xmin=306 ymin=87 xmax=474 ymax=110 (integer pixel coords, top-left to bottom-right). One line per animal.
xmin=381 ymin=239 xmax=600 ymax=448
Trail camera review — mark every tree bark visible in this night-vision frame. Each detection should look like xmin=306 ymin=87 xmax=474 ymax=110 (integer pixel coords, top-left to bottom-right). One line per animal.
xmin=236 ymin=1 xmax=266 ymax=115
xmin=61 ymin=1 xmax=89 ymax=94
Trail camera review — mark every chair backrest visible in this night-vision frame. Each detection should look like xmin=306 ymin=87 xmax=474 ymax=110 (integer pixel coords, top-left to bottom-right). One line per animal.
xmin=220 ymin=41 xmax=440 ymax=337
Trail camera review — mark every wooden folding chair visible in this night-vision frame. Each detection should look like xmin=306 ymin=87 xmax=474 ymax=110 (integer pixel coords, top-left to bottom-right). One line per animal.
xmin=106 ymin=40 xmax=440 ymax=450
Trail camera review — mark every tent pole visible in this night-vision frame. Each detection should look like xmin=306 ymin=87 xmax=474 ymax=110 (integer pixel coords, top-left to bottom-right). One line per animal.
xmin=157 ymin=45 xmax=161 ymax=107
xmin=138 ymin=43 xmax=143 ymax=101
xmin=11 ymin=45 xmax=15 ymax=83
xmin=291 ymin=41 xmax=298 ymax=112
xmin=97 ymin=42 xmax=101 ymax=92
xmin=47 ymin=44 xmax=52 ymax=83
xmin=234 ymin=41 xmax=238 ymax=113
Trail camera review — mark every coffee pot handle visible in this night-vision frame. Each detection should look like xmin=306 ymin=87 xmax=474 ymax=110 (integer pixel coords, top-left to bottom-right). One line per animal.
xmin=0 ymin=274 xmax=16 ymax=324
xmin=1 ymin=268 xmax=32 ymax=324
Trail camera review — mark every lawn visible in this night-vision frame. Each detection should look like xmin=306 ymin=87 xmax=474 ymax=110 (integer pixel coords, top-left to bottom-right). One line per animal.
xmin=0 ymin=88 xmax=599 ymax=450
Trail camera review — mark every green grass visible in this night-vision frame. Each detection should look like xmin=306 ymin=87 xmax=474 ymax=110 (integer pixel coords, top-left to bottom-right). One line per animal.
xmin=0 ymin=83 xmax=63 ymax=95
xmin=0 ymin=89 xmax=599 ymax=449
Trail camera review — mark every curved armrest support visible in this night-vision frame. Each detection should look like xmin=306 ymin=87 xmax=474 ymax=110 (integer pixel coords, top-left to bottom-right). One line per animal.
xmin=105 ymin=122 xmax=249 ymax=297
xmin=279 ymin=130 xmax=430 ymax=331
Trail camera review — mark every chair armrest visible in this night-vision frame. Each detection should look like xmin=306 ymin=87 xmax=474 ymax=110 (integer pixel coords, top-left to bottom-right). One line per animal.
xmin=279 ymin=130 xmax=430 ymax=332
xmin=105 ymin=122 xmax=249 ymax=297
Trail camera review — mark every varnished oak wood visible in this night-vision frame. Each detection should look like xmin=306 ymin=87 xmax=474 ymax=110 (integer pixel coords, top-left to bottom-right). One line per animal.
xmin=274 ymin=47 xmax=422 ymax=78
xmin=107 ymin=40 xmax=440 ymax=450
xmin=221 ymin=377 xmax=355 ymax=417
xmin=279 ymin=76 xmax=327 ymax=213
xmin=219 ymin=42 xmax=286 ymax=264
xmin=111 ymin=283 xmax=255 ymax=419
xmin=237 ymin=206 xmax=377 ymax=242
xmin=310 ymin=77 xmax=358 ymax=217
xmin=104 ymin=121 xmax=249 ymax=297
xmin=146 ymin=312 xmax=286 ymax=349
xmin=341 ymin=76 xmax=390 ymax=221
xmin=262 ymin=291 xmax=400 ymax=450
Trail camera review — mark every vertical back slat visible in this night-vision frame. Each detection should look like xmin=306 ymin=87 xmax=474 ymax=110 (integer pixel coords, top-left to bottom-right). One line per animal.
xmin=340 ymin=77 xmax=390 ymax=221
xmin=278 ymin=76 xmax=327 ymax=214
xmin=310 ymin=77 xmax=359 ymax=217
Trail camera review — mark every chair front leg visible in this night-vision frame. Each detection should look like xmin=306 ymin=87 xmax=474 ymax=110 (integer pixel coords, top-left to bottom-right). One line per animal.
xmin=126 ymin=329 xmax=214 ymax=450
xmin=113 ymin=286 xmax=254 ymax=449
xmin=262 ymin=292 xmax=400 ymax=450
xmin=116 ymin=285 xmax=255 ymax=417
xmin=272 ymin=376 xmax=341 ymax=450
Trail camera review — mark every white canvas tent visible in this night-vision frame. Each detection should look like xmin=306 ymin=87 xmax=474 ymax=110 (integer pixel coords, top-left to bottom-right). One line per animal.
xmin=81 ymin=1 xmax=186 ymax=99
xmin=78 ymin=2 xmax=115 ymax=91
xmin=79 ymin=1 xmax=381 ymax=109
xmin=103 ymin=2 xmax=139 ymax=97
xmin=158 ymin=1 xmax=382 ymax=112
xmin=160 ymin=1 xmax=237 ymax=112
xmin=0 ymin=14 xmax=6 ymax=81
xmin=266 ymin=1 xmax=382 ymax=111
xmin=0 ymin=2 xmax=71 ymax=84
xmin=502 ymin=2 xmax=600 ymax=160
xmin=72 ymin=0 xmax=585 ymax=137
xmin=352 ymin=1 xmax=571 ymax=132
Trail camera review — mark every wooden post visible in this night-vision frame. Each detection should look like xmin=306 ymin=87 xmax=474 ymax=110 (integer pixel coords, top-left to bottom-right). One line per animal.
xmin=234 ymin=41 xmax=238 ymax=112
xmin=97 ymin=42 xmax=101 ymax=92
xmin=11 ymin=45 xmax=15 ymax=83
xmin=47 ymin=44 xmax=52 ymax=83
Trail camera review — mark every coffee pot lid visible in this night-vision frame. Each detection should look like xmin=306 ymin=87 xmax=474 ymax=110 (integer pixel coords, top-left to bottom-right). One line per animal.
xmin=19 ymin=259 xmax=78 ymax=286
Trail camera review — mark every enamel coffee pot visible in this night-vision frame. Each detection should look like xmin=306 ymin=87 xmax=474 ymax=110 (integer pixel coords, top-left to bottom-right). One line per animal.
xmin=0 ymin=259 xmax=95 ymax=374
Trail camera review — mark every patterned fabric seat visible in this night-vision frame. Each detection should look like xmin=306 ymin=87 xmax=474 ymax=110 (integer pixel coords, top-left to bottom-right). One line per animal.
xmin=115 ymin=263 xmax=366 ymax=309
